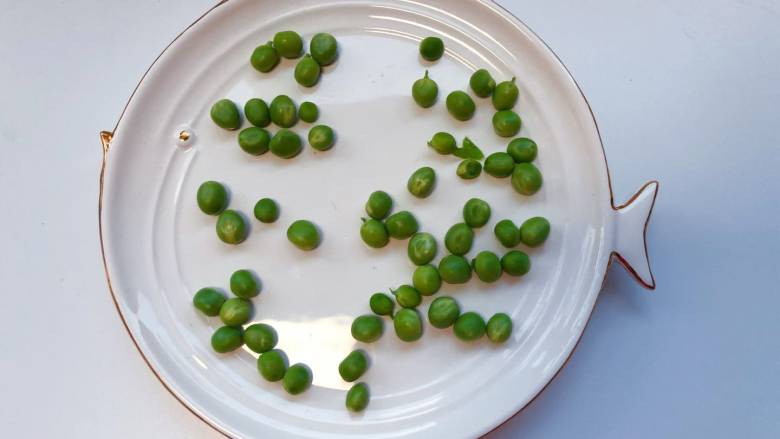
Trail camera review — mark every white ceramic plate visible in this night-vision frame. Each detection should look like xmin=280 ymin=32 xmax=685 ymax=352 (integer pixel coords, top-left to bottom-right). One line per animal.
xmin=99 ymin=1 xmax=658 ymax=437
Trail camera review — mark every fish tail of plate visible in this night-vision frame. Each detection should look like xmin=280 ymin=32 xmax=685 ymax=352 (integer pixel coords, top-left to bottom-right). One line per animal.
xmin=612 ymin=181 xmax=659 ymax=289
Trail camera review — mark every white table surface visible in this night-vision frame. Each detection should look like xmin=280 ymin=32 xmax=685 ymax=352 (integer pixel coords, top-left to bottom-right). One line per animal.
xmin=1 ymin=1 xmax=778 ymax=438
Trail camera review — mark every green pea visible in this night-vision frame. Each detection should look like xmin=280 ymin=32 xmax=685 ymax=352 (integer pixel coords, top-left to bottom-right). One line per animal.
xmin=412 ymin=70 xmax=438 ymax=108
xmin=216 ymin=210 xmax=248 ymax=244
xmin=407 ymin=232 xmax=437 ymax=265
xmin=257 ymin=349 xmax=287 ymax=381
xmin=492 ymin=77 xmax=519 ymax=110
xmin=469 ymin=68 xmax=495 ymax=98
xmin=393 ymin=308 xmax=423 ymax=342
xmin=244 ymin=98 xmax=271 ymax=127
xmin=492 ymin=110 xmax=522 ymax=137
xmin=211 ymin=326 xmax=243 ymax=353
xmin=351 ymin=315 xmax=384 ymax=343
xmin=250 ymin=41 xmax=280 ymax=73
xmin=486 ymin=313 xmax=513 ymax=343
xmin=507 ymin=137 xmax=537 ymax=163
xmin=269 ymin=129 xmax=303 ymax=159
xmin=294 ymin=54 xmax=321 ymax=87
xmin=346 ymin=382 xmax=370 ymax=412
xmin=472 ymin=251 xmax=502 ymax=283
xmin=501 ymin=250 xmax=530 ymax=276
xmin=511 ymin=162 xmax=543 ymax=195
xmin=308 ymin=125 xmax=335 ymax=151
xmin=454 ymin=137 xmax=484 ymax=160
xmin=494 ymin=219 xmax=521 ymax=248
xmin=365 ymin=190 xmax=392 ymax=220
xmin=219 ymin=297 xmax=252 ymax=326
xmin=193 ymin=287 xmax=226 ymax=317
xmin=519 ymin=216 xmax=550 ymax=247
xmin=310 ymin=32 xmax=338 ymax=66
xmin=407 ymin=166 xmax=436 ymax=198
xmin=253 ymin=198 xmax=279 ymax=223
xmin=360 ymin=218 xmax=389 ymax=248
xmin=385 ymin=211 xmax=419 ymax=240
xmin=456 ymin=159 xmax=482 ymax=179
xmin=196 ymin=181 xmax=228 ymax=215
xmin=484 ymin=152 xmax=515 ymax=178
xmin=244 ymin=323 xmax=277 ymax=353
xmin=412 ymin=264 xmax=441 ymax=296
xmin=298 ymin=101 xmax=319 ymax=123
xmin=427 ymin=296 xmax=460 ymax=329
xmin=444 ymin=223 xmax=474 ymax=256
xmin=273 ymin=30 xmax=303 ymax=59
xmin=238 ymin=127 xmax=271 ymax=156
xmin=393 ymin=285 xmax=421 ymax=309
xmin=438 ymin=254 xmax=472 ymax=284
xmin=338 ymin=350 xmax=368 ymax=382
xmin=210 ymin=99 xmax=241 ymax=130
xmin=283 ymin=363 xmax=312 ymax=395
xmin=419 ymin=36 xmax=444 ymax=61
xmin=269 ymin=95 xmax=298 ymax=128
xmin=462 ymin=198 xmax=491 ymax=228
xmin=229 ymin=269 xmax=260 ymax=298
xmin=369 ymin=292 xmax=395 ymax=316
xmin=446 ymin=91 xmax=476 ymax=121
xmin=453 ymin=311 xmax=485 ymax=341
xmin=287 ymin=219 xmax=321 ymax=250
xmin=428 ymin=131 xmax=457 ymax=155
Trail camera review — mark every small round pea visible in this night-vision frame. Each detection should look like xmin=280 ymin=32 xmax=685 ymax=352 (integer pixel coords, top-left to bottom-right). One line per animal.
xmin=486 ymin=313 xmax=513 ymax=343
xmin=253 ymin=198 xmax=279 ymax=223
xmin=472 ymin=251 xmax=502 ymax=283
xmin=308 ymin=125 xmax=335 ymax=151
xmin=393 ymin=308 xmax=423 ymax=342
xmin=250 ymin=41 xmax=280 ymax=73
xmin=238 ymin=127 xmax=271 ymax=156
xmin=360 ymin=218 xmax=389 ymax=248
xmin=428 ymin=131 xmax=457 ymax=155
xmin=298 ymin=101 xmax=319 ymax=123
xmin=444 ymin=223 xmax=474 ymax=256
xmin=501 ymin=250 xmax=530 ymax=276
xmin=229 ymin=269 xmax=260 ymax=299
xmin=283 ymin=363 xmax=312 ymax=395
xmin=492 ymin=110 xmax=522 ymax=137
xmin=310 ymin=32 xmax=338 ymax=66
xmin=369 ymin=292 xmax=395 ymax=316
xmin=351 ymin=315 xmax=384 ymax=343
xmin=287 ymin=219 xmax=321 ymax=250
xmin=257 ymin=349 xmax=287 ymax=381
xmin=294 ymin=54 xmax=321 ymax=87
xmin=339 ymin=350 xmax=368 ymax=382
xmin=484 ymin=152 xmax=515 ymax=178
xmin=446 ymin=91 xmax=476 ymax=121
xmin=412 ymin=70 xmax=438 ymax=108
xmin=244 ymin=323 xmax=277 ymax=353
xmin=407 ymin=232 xmax=437 ymax=265
xmin=492 ymin=77 xmax=519 ymax=110
xmin=453 ymin=312 xmax=486 ymax=341
xmin=494 ymin=219 xmax=521 ymax=248
xmin=269 ymin=129 xmax=303 ymax=159
xmin=193 ymin=287 xmax=226 ymax=317
xmin=507 ymin=137 xmax=538 ymax=163
xmin=412 ymin=264 xmax=441 ymax=296
xmin=216 ymin=210 xmax=248 ymax=244
xmin=346 ymin=382 xmax=370 ymax=412
xmin=210 ymin=99 xmax=241 ymax=130
xmin=393 ymin=285 xmax=421 ymax=309
xmin=428 ymin=296 xmax=460 ymax=329
xmin=244 ymin=98 xmax=271 ymax=127
xmin=407 ymin=166 xmax=436 ymax=198
xmin=219 ymin=297 xmax=252 ymax=326
xmin=211 ymin=326 xmax=243 ymax=353
xmin=438 ymin=254 xmax=472 ymax=284
xmin=385 ymin=211 xmax=419 ymax=240
xmin=462 ymin=198 xmax=491 ymax=228
xmin=419 ymin=36 xmax=444 ymax=61
xmin=269 ymin=95 xmax=298 ymax=128
xmin=469 ymin=68 xmax=495 ymax=98
xmin=365 ymin=191 xmax=392 ymax=220
xmin=511 ymin=163 xmax=543 ymax=195
xmin=273 ymin=30 xmax=303 ymax=59
xmin=519 ymin=216 xmax=551 ymax=247
xmin=196 ymin=181 xmax=228 ymax=215
xmin=456 ymin=159 xmax=482 ymax=179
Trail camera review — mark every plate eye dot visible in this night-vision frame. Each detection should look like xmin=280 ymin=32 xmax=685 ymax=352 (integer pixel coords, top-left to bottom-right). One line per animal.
xmin=174 ymin=125 xmax=195 ymax=149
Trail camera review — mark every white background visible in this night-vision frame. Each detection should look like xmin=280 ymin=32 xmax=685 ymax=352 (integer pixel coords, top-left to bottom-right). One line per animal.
xmin=1 ymin=1 xmax=778 ymax=438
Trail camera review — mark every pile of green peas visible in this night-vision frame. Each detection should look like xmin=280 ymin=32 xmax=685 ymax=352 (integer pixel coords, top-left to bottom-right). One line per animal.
xmin=360 ymin=190 xmax=422 ymax=249
xmin=250 ymin=31 xmax=338 ymax=87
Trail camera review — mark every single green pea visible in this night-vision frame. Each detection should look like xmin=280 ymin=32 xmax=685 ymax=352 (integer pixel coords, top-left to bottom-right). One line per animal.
xmin=472 ymin=251 xmax=502 ymax=283
xmin=283 ymin=363 xmax=312 ymax=395
xmin=407 ymin=166 xmax=436 ymax=198
xmin=393 ymin=285 xmax=421 ymax=309
xmin=511 ymin=163 xmax=543 ymax=196
xmin=193 ymin=287 xmax=226 ymax=317
xmin=244 ymin=98 xmax=271 ymax=127
xmin=287 ymin=219 xmax=321 ymax=250
xmin=351 ymin=315 xmax=384 ymax=343
xmin=385 ymin=211 xmax=419 ymax=240
xmin=229 ymin=269 xmax=260 ymax=299
xmin=210 ymin=99 xmax=241 ymax=130
xmin=211 ymin=326 xmax=243 ymax=353
xmin=428 ymin=131 xmax=457 ymax=155
xmin=507 ymin=137 xmax=538 ymax=163
xmin=346 ymin=382 xmax=370 ymax=412
xmin=294 ymin=54 xmax=321 ymax=87
xmin=412 ymin=264 xmax=441 ymax=296
xmin=494 ymin=219 xmax=521 ymax=248
xmin=412 ymin=70 xmax=438 ymax=108
xmin=407 ymin=232 xmax=437 ymax=265
xmin=250 ymin=41 xmax=280 ymax=73
xmin=483 ymin=152 xmax=515 ymax=178
xmin=501 ymin=250 xmax=530 ymax=276
xmin=365 ymin=190 xmax=393 ymax=220
xmin=444 ymin=223 xmax=474 ymax=256
xmin=219 ymin=297 xmax=252 ymax=326
xmin=310 ymin=32 xmax=338 ymax=66
xmin=419 ymin=36 xmax=444 ymax=61
xmin=470 ymin=68 xmax=496 ymax=98
xmin=428 ymin=296 xmax=460 ymax=329
xmin=244 ymin=323 xmax=277 ymax=353
xmin=456 ymin=159 xmax=482 ymax=180
xmin=216 ymin=210 xmax=248 ymax=244
xmin=492 ymin=110 xmax=522 ymax=137
xmin=269 ymin=129 xmax=303 ymax=159
xmin=298 ymin=101 xmax=319 ymax=123
xmin=238 ymin=127 xmax=271 ymax=156
xmin=492 ymin=77 xmax=519 ymax=110
xmin=462 ymin=198 xmax=491 ymax=228
xmin=360 ymin=218 xmax=389 ymax=248
xmin=308 ymin=125 xmax=335 ymax=151
xmin=339 ymin=349 xmax=368 ymax=382
xmin=197 ymin=181 xmax=228 ymax=215
xmin=273 ymin=30 xmax=303 ymax=59
xmin=446 ymin=91 xmax=476 ymax=121
xmin=269 ymin=95 xmax=298 ymax=128
xmin=438 ymin=254 xmax=472 ymax=284
xmin=519 ymin=216 xmax=551 ymax=247
xmin=257 ymin=349 xmax=287 ymax=381
xmin=486 ymin=313 xmax=513 ymax=343
xmin=453 ymin=311 xmax=486 ymax=341
xmin=393 ymin=308 xmax=423 ymax=342
xmin=253 ymin=198 xmax=279 ymax=223
xmin=369 ymin=292 xmax=395 ymax=316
